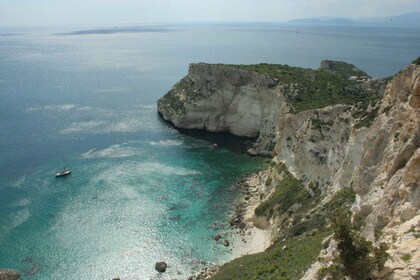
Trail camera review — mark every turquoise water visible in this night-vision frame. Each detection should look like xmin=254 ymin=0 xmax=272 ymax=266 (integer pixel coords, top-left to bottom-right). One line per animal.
xmin=0 ymin=24 xmax=419 ymax=279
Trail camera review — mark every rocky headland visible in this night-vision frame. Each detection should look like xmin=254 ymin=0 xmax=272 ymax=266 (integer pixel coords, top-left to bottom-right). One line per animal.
xmin=158 ymin=59 xmax=419 ymax=279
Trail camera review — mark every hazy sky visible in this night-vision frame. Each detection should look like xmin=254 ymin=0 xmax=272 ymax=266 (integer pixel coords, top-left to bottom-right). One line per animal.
xmin=1 ymin=0 xmax=420 ymax=26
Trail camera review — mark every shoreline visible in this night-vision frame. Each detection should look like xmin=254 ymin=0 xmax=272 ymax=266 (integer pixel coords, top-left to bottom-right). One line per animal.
xmin=230 ymin=174 xmax=272 ymax=257
xmin=191 ymin=172 xmax=272 ymax=280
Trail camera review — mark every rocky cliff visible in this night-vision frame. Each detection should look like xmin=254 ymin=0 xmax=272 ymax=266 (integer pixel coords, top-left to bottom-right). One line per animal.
xmin=158 ymin=62 xmax=384 ymax=157
xmin=280 ymin=64 xmax=420 ymax=280
xmin=158 ymin=63 xmax=286 ymax=156
xmin=158 ymin=60 xmax=419 ymax=280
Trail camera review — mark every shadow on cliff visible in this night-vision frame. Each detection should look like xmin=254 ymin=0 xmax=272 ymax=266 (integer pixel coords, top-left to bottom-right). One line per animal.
xmin=157 ymin=112 xmax=255 ymax=154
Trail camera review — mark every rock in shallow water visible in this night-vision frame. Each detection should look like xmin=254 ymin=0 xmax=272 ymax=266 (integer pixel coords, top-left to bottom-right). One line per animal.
xmin=155 ymin=262 xmax=168 ymax=273
xmin=0 ymin=269 xmax=21 ymax=280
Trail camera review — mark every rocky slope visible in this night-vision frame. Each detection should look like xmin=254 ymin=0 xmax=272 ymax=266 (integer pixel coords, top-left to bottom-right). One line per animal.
xmin=284 ymin=63 xmax=420 ymax=280
xmin=159 ymin=60 xmax=419 ymax=279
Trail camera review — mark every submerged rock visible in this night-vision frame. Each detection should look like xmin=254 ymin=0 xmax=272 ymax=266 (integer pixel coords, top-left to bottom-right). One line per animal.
xmin=223 ymin=240 xmax=230 ymax=247
xmin=0 ymin=270 xmax=21 ymax=280
xmin=155 ymin=262 xmax=167 ymax=273
xmin=214 ymin=234 xmax=222 ymax=241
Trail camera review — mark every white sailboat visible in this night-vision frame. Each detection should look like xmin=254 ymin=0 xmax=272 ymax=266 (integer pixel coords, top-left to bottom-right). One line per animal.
xmin=55 ymin=155 xmax=72 ymax=177
xmin=55 ymin=167 xmax=72 ymax=177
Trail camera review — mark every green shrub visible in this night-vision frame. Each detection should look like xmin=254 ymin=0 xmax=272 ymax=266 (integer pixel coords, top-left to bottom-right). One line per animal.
xmin=255 ymin=173 xmax=309 ymax=217
xmin=354 ymin=106 xmax=380 ymax=129
xmin=413 ymin=56 xmax=420 ymax=65
xmin=319 ymin=210 xmax=389 ymax=279
xmin=401 ymin=254 xmax=412 ymax=263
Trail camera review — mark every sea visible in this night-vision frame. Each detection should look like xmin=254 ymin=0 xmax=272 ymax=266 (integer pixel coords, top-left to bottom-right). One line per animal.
xmin=0 ymin=23 xmax=419 ymax=279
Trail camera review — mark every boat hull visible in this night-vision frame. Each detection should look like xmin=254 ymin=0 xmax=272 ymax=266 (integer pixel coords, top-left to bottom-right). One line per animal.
xmin=55 ymin=170 xmax=72 ymax=177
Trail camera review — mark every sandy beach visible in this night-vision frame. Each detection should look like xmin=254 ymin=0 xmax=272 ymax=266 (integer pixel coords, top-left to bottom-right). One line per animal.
xmin=232 ymin=173 xmax=272 ymax=257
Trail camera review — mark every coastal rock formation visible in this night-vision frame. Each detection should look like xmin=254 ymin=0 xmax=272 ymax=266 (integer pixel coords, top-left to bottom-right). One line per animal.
xmin=158 ymin=63 xmax=286 ymax=156
xmin=158 ymin=61 xmax=384 ymax=157
xmin=0 ymin=270 xmax=20 ymax=280
xmin=158 ymin=60 xmax=419 ymax=280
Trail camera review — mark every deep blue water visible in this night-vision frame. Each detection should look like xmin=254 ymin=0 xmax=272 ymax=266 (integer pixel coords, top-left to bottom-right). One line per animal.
xmin=0 ymin=24 xmax=419 ymax=279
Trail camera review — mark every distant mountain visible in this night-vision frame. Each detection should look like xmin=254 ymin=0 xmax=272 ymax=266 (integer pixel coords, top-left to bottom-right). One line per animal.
xmin=288 ymin=17 xmax=356 ymax=25
xmin=288 ymin=12 xmax=420 ymax=27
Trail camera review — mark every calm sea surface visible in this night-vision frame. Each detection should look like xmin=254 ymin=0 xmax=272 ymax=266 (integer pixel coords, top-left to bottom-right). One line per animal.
xmin=0 ymin=24 xmax=419 ymax=279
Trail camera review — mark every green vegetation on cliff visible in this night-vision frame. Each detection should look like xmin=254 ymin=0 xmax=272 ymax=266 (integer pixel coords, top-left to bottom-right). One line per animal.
xmin=255 ymin=172 xmax=312 ymax=218
xmin=319 ymin=60 xmax=370 ymax=79
xmin=210 ymin=168 xmax=358 ymax=280
xmin=231 ymin=63 xmax=378 ymax=112
xmin=157 ymin=77 xmax=202 ymax=118
xmin=211 ymin=232 xmax=329 ymax=280
xmin=413 ymin=56 xmax=420 ymax=65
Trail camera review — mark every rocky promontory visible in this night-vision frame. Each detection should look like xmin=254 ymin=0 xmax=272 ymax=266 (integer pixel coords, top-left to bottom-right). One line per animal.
xmin=158 ymin=61 xmax=385 ymax=157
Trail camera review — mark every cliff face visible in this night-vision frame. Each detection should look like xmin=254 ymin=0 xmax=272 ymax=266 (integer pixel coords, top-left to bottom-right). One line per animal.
xmin=158 ymin=63 xmax=286 ymax=156
xmin=276 ymin=64 xmax=420 ymax=279
xmin=351 ymin=65 xmax=420 ymax=279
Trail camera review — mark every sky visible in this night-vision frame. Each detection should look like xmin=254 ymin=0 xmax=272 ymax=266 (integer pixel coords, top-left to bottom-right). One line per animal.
xmin=0 ymin=0 xmax=420 ymax=26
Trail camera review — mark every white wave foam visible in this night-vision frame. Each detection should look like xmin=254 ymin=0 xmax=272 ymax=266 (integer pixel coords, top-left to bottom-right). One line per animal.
xmin=138 ymin=162 xmax=201 ymax=176
xmin=11 ymin=175 xmax=26 ymax=188
xmin=81 ymin=145 xmax=136 ymax=159
xmin=9 ymin=198 xmax=31 ymax=207
xmin=104 ymin=119 xmax=142 ymax=133
xmin=149 ymin=140 xmax=183 ymax=147
xmin=93 ymin=162 xmax=200 ymax=188
xmin=26 ymin=104 xmax=92 ymax=112
xmin=92 ymin=87 xmax=129 ymax=93
xmin=60 ymin=121 xmax=106 ymax=134
xmin=60 ymin=118 xmax=145 ymax=134
xmin=45 ymin=104 xmax=76 ymax=110
xmin=134 ymin=104 xmax=157 ymax=109
xmin=10 ymin=208 xmax=30 ymax=229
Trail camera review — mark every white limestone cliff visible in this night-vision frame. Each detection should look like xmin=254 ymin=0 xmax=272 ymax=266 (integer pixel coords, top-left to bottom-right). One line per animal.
xmin=158 ymin=63 xmax=288 ymax=156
